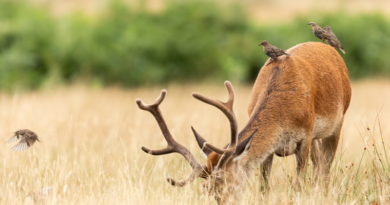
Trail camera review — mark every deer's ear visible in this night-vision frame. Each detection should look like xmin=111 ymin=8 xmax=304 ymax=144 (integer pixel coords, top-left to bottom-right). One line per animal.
xmin=232 ymin=130 xmax=256 ymax=162
xmin=191 ymin=126 xmax=212 ymax=158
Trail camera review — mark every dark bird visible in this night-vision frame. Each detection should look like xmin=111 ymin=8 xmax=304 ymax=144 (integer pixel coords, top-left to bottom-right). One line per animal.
xmin=324 ymin=25 xmax=346 ymax=54
xmin=6 ymin=129 xmax=41 ymax=151
xmin=307 ymin=22 xmax=331 ymax=43
xmin=258 ymin=40 xmax=290 ymax=66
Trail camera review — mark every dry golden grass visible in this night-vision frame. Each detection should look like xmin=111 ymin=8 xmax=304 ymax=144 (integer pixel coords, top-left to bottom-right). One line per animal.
xmin=0 ymin=79 xmax=389 ymax=204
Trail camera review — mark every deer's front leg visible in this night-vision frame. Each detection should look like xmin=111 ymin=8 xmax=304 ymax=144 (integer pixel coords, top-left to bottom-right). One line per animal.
xmin=260 ymin=154 xmax=274 ymax=191
xmin=261 ymin=155 xmax=274 ymax=185
xmin=295 ymin=137 xmax=312 ymax=178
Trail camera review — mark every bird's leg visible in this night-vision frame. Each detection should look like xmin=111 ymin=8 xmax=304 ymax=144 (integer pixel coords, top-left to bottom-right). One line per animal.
xmin=321 ymin=38 xmax=325 ymax=43
xmin=267 ymin=58 xmax=275 ymax=65
xmin=266 ymin=58 xmax=273 ymax=66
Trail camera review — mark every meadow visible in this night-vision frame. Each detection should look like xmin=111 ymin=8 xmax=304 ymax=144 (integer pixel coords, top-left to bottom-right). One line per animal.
xmin=0 ymin=79 xmax=389 ymax=204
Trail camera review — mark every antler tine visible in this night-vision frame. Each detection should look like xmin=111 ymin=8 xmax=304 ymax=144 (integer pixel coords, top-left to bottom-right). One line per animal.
xmin=136 ymin=89 xmax=167 ymax=111
xmin=136 ymin=90 xmax=204 ymax=186
xmin=167 ymin=166 xmax=206 ymax=187
xmin=192 ymin=81 xmax=235 ymax=116
xmin=191 ymin=126 xmax=213 ymax=156
xmin=136 ymin=90 xmax=176 ymax=155
xmin=192 ymin=81 xmax=238 ymax=154
xmin=224 ymin=81 xmax=235 ymax=109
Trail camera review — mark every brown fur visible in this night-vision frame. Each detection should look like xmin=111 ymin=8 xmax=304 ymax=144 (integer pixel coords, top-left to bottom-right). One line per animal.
xmin=202 ymin=42 xmax=351 ymax=204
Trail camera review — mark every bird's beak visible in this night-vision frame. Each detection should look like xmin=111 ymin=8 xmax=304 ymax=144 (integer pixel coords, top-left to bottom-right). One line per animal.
xmin=307 ymin=23 xmax=311 ymax=25
xmin=258 ymin=44 xmax=261 ymax=46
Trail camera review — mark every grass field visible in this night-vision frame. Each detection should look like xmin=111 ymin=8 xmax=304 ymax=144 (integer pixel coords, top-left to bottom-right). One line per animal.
xmin=0 ymin=79 xmax=389 ymax=204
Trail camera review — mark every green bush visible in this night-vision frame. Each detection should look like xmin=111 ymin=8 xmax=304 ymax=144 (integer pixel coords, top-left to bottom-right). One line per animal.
xmin=0 ymin=0 xmax=389 ymax=90
xmin=0 ymin=2 xmax=54 ymax=89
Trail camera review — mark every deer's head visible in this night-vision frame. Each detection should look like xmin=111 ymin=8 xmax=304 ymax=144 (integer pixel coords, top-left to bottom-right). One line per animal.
xmin=136 ymin=81 xmax=257 ymax=204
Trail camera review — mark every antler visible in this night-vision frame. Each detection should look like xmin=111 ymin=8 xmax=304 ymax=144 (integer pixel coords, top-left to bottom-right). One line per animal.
xmin=191 ymin=81 xmax=238 ymax=170
xmin=136 ymin=90 xmax=204 ymax=187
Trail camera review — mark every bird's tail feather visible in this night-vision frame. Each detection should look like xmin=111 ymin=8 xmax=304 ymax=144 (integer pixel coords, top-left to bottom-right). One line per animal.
xmin=340 ymin=49 xmax=346 ymax=54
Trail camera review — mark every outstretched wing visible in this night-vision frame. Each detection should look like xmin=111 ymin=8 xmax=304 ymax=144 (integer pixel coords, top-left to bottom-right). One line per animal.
xmin=11 ymin=139 xmax=30 ymax=152
xmin=6 ymin=135 xmax=19 ymax=144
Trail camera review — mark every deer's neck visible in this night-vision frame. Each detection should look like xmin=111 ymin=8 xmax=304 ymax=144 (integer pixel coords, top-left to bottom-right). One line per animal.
xmin=236 ymin=82 xmax=289 ymax=172
xmin=237 ymin=115 xmax=279 ymax=170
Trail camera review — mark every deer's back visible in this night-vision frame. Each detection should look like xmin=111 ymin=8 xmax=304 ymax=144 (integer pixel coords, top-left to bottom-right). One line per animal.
xmin=248 ymin=42 xmax=351 ymax=132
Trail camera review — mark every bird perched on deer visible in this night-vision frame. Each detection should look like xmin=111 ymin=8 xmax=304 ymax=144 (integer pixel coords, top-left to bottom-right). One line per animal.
xmin=6 ymin=129 xmax=41 ymax=151
xmin=258 ymin=40 xmax=290 ymax=66
xmin=307 ymin=22 xmax=331 ymax=43
xmin=324 ymin=25 xmax=346 ymax=54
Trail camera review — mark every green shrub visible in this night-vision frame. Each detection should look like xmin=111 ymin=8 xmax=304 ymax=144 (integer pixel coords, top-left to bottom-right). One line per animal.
xmin=0 ymin=1 xmax=54 ymax=89
xmin=0 ymin=0 xmax=389 ymax=90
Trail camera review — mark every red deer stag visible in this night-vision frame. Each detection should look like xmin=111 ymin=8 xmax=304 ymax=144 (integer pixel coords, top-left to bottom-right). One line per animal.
xmin=136 ymin=42 xmax=351 ymax=204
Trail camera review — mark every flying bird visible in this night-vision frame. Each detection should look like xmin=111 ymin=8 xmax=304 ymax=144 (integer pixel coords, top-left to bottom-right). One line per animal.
xmin=307 ymin=22 xmax=331 ymax=43
xmin=324 ymin=25 xmax=346 ymax=54
xmin=258 ymin=40 xmax=290 ymax=65
xmin=6 ymin=129 xmax=41 ymax=151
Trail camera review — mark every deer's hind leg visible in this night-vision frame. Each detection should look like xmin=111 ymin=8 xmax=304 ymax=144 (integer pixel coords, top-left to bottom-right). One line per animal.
xmin=311 ymin=117 xmax=344 ymax=182
xmin=320 ymin=119 xmax=343 ymax=177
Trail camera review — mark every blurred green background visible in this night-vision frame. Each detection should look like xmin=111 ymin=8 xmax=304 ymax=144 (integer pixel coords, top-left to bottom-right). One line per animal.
xmin=0 ymin=0 xmax=390 ymax=90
